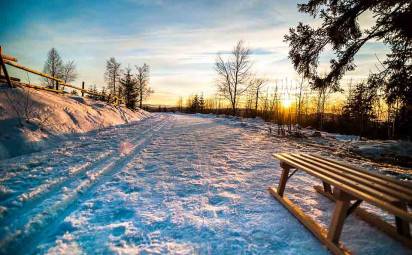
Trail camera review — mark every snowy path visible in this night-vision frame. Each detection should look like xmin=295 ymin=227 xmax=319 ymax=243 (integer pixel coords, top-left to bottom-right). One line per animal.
xmin=0 ymin=114 xmax=410 ymax=254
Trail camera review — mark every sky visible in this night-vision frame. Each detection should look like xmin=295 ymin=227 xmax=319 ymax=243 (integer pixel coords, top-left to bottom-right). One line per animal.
xmin=1 ymin=0 xmax=388 ymax=105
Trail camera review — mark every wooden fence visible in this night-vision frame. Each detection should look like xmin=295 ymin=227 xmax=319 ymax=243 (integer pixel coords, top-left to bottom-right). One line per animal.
xmin=0 ymin=46 xmax=123 ymax=105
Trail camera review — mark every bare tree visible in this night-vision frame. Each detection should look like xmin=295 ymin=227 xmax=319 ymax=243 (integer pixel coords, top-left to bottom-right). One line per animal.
xmin=43 ymin=48 xmax=63 ymax=89
xmin=61 ymin=60 xmax=78 ymax=84
xmin=104 ymin=57 xmax=122 ymax=99
xmin=250 ymin=78 xmax=266 ymax=114
xmin=135 ymin=63 xmax=153 ymax=109
xmin=215 ymin=40 xmax=252 ymax=115
xmin=177 ymin=96 xmax=183 ymax=112
xmin=296 ymin=76 xmax=305 ymax=126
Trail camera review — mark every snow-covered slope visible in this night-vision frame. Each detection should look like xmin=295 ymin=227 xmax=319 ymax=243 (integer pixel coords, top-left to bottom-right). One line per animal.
xmin=0 ymin=86 xmax=150 ymax=159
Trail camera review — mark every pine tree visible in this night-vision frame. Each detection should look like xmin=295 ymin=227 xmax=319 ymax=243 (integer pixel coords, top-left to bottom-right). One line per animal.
xmin=100 ymin=86 xmax=107 ymax=102
xmin=87 ymin=85 xmax=94 ymax=99
xmin=285 ymin=0 xmax=412 ymax=137
xmin=190 ymin=94 xmax=200 ymax=113
xmin=120 ymin=67 xmax=138 ymax=109
xmin=92 ymin=85 xmax=99 ymax=99
xmin=86 ymin=85 xmax=98 ymax=100
xmin=199 ymin=94 xmax=205 ymax=113
xmin=342 ymin=83 xmax=377 ymax=137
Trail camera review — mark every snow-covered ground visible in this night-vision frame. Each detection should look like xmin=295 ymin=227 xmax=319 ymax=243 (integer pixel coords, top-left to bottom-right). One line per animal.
xmin=226 ymin=115 xmax=412 ymax=179
xmin=0 ymin=113 xmax=411 ymax=254
xmin=0 ymin=86 xmax=149 ymax=159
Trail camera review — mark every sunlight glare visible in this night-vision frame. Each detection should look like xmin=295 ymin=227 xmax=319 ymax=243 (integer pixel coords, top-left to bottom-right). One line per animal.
xmin=282 ymin=97 xmax=293 ymax=108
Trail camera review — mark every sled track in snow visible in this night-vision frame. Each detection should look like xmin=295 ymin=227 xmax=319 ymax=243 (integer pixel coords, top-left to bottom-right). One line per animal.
xmin=0 ymin=115 xmax=171 ymax=255
xmin=0 ymin=116 xmax=159 ymax=206
xmin=0 ymin=116 xmax=165 ymax=221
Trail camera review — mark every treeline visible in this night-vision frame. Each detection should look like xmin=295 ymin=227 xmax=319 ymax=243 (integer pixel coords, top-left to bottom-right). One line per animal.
xmin=172 ymin=84 xmax=398 ymax=140
xmin=41 ymin=49 xmax=153 ymax=110
xmin=172 ymin=0 xmax=411 ymax=140
xmin=102 ymin=58 xmax=153 ymax=109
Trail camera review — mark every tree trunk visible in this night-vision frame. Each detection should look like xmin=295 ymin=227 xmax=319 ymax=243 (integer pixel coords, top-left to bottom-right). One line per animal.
xmin=255 ymin=89 xmax=259 ymax=117
xmin=139 ymin=87 xmax=143 ymax=108
xmin=113 ymin=76 xmax=116 ymax=98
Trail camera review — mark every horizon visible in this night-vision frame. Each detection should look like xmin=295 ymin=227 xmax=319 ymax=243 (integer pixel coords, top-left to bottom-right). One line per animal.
xmin=2 ymin=0 xmax=388 ymax=106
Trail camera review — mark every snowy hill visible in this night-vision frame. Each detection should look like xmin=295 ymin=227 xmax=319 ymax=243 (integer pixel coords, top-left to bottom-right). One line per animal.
xmin=0 ymin=85 xmax=150 ymax=159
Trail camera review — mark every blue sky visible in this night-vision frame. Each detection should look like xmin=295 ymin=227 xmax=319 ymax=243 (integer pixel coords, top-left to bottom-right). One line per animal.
xmin=1 ymin=0 xmax=387 ymax=105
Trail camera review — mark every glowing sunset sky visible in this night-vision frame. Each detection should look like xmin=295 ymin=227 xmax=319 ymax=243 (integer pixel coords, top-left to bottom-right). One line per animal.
xmin=1 ymin=0 xmax=388 ymax=105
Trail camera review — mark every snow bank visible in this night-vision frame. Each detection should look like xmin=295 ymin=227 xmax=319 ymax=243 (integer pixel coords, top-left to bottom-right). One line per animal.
xmin=0 ymin=86 xmax=150 ymax=159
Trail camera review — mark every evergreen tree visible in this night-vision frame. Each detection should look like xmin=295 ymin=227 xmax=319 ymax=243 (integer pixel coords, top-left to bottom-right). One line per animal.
xmin=285 ymin=0 xmax=412 ymax=137
xmin=87 ymin=85 xmax=94 ymax=99
xmin=199 ymin=94 xmax=205 ymax=113
xmin=190 ymin=94 xmax=200 ymax=113
xmin=120 ymin=67 xmax=138 ymax=109
xmin=342 ymin=83 xmax=377 ymax=136
xmin=100 ymin=86 xmax=107 ymax=102
xmin=92 ymin=85 xmax=98 ymax=99
xmin=86 ymin=85 xmax=99 ymax=100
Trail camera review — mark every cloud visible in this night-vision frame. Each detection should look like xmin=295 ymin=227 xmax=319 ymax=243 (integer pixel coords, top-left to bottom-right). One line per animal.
xmin=2 ymin=0 xmax=388 ymax=105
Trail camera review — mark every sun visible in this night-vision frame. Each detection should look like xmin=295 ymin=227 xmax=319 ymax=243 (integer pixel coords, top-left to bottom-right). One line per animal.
xmin=282 ymin=97 xmax=293 ymax=108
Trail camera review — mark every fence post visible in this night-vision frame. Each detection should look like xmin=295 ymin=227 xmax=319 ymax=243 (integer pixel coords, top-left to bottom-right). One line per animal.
xmin=82 ymin=81 xmax=85 ymax=97
xmin=0 ymin=46 xmax=13 ymax=88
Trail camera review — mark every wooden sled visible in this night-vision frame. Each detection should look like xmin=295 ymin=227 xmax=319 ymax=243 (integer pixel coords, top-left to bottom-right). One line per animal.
xmin=269 ymin=153 xmax=412 ymax=255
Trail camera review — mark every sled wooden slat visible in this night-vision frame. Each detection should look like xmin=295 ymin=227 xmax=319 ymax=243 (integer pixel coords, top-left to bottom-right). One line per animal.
xmin=304 ymin=154 xmax=412 ymax=196
xmin=278 ymin=153 xmax=400 ymax=204
xmin=269 ymin=153 xmax=412 ymax=255
xmin=289 ymin=154 xmax=412 ymax=202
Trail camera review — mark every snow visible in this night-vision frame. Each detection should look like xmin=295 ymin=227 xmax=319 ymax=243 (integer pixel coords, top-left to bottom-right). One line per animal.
xmin=349 ymin=140 xmax=412 ymax=167
xmin=0 ymin=86 xmax=150 ymax=160
xmin=0 ymin=113 xmax=411 ymax=254
xmin=212 ymin=114 xmax=412 ymax=179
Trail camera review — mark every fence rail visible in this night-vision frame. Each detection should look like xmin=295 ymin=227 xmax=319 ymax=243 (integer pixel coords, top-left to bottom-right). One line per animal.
xmin=4 ymin=59 xmax=64 ymax=83
xmin=0 ymin=46 xmax=122 ymax=105
xmin=1 ymin=54 xmax=17 ymax=62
